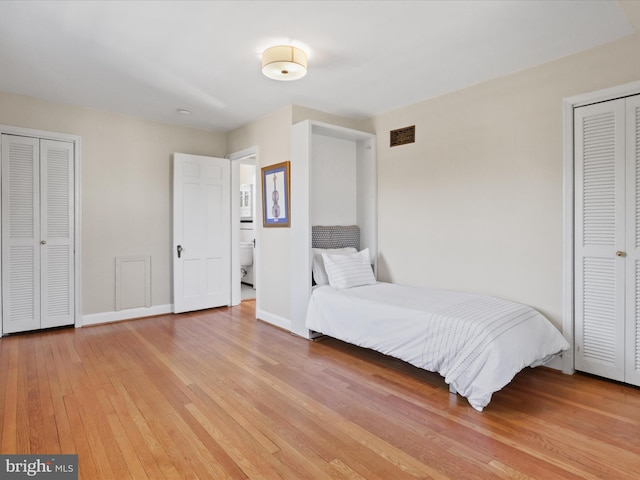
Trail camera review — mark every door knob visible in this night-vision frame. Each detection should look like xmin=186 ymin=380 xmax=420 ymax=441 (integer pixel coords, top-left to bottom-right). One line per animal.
xmin=616 ymin=251 xmax=626 ymax=257
xmin=41 ymin=240 xmax=46 ymax=245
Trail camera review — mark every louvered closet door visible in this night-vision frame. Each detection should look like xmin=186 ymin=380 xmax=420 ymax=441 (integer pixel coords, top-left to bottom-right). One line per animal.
xmin=625 ymin=95 xmax=640 ymax=387
xmin=574 ymin=99 xmax=626 ymax=381
xmin=1 ymin=135 xmax=74 ymax=334
xmin=1 ymin=134 xmax=41 ymax=333
xmin=40 ymin=139 xmax=74 ymax=329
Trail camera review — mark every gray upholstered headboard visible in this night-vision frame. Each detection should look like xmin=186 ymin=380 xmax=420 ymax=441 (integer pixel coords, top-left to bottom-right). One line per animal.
xmin=312 ymin=225 xmax=360 ymax=250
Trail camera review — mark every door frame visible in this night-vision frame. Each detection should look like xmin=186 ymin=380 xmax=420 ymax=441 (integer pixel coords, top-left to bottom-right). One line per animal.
xmin=0 ymin=124 xmax=82 ymax=335
xmin=228 ymin=146 xmax=259 ymax=308
xmin=562 ymin=80 xmax=640 ymax=374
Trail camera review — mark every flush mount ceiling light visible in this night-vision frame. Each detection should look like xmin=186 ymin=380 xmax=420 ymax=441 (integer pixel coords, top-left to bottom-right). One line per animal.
xmin=261 ymin=45 xmax=307 ymax=81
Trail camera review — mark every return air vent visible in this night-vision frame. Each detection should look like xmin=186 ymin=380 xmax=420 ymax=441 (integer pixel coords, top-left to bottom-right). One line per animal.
xmin=390 ymin=125 xmax=415 ymax=147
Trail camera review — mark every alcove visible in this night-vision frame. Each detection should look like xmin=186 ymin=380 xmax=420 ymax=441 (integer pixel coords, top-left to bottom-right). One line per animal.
xmin=290 ymin=120 xmax=377 ymax=338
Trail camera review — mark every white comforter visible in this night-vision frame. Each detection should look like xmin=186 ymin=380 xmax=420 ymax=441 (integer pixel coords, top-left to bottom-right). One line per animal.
xmin=305 ymin=283 xmax=570 ymax=411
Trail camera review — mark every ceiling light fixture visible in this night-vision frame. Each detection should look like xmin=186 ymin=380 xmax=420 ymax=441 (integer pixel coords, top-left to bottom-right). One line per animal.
xmin=261 ymin=45 xmax=307 ymax=81
xmin=177 ymin=109 xmax=191 ymax=115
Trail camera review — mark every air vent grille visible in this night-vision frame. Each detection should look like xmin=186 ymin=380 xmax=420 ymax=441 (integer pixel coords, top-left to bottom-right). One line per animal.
xmin=390 ymin=126 xmax=415 ymax=147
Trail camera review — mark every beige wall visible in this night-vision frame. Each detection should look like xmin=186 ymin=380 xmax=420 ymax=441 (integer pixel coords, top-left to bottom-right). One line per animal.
xmin=5 ymin=21 xmax=640 ymax=329
xmin=0 ymin=93 xmax=226 ymax=315
xmin=227 ymin=106 xmax=293 ymax=321
xmin=292 ymin=105 xmax=360 ymax=130
xmin=227 ymin=105 xmax=361 ymax=323
xmin=359 ymin=32 xmax=640 ymax=328
xmin=0 ymin=93 xmax=356 ymax=323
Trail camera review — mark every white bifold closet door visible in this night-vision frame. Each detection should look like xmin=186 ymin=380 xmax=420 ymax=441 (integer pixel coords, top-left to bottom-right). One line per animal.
xmin=1 ymin=134 xmax=74 ymax=334
xmin=574 ymin=95 xmax=640 ymax=386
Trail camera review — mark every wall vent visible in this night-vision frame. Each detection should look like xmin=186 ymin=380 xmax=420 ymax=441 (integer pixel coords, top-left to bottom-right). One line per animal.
xmin=115 ymin=255 xmax=151 ymax=311
xmin=390 ymin=125 xmax=415 ymax=147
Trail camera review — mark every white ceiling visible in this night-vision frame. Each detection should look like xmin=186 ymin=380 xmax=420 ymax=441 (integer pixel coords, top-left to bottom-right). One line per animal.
xmin=0 ymin=1 xmax=633 ymax=132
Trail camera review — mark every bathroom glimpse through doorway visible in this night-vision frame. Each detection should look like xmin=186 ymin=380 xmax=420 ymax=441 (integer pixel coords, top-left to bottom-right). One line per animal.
xmin=229 ymin=147 xmax=259 ymax=307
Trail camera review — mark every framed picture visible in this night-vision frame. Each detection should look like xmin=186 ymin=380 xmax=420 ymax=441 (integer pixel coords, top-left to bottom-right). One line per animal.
xmin=262 ymin=161 xmax=290 ymax=227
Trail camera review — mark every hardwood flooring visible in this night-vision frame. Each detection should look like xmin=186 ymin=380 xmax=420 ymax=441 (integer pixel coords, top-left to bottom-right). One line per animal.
xmin=1 ymin=300 xmax=638 ymax=479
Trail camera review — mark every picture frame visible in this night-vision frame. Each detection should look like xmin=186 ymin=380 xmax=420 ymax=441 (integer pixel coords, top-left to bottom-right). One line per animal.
xmin=262 ymin=161 xmax=290 ymax=228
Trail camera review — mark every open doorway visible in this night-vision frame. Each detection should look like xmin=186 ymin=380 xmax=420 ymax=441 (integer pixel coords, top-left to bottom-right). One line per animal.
xmin=229 ymin=147 xmax=258 ymax=307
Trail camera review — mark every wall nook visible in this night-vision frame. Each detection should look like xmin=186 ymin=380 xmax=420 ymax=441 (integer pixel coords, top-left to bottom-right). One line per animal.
xmin=290 ymin=121 xmax=377 ymax=338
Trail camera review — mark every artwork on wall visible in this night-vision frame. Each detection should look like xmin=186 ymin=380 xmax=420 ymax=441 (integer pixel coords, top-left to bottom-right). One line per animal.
xmin=262 ymin=161 xmax=290 ymax=227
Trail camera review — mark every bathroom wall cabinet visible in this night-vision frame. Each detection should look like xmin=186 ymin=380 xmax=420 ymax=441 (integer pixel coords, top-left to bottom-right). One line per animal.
xmin=290 ymin=121 xmax=377 ymax=338
xmin=239 ymin=183 xmax=253 ymax=221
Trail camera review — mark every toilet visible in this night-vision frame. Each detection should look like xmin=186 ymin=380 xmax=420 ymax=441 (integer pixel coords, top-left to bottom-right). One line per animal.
xmin=239 ymin=242 xmax=253 ymax=266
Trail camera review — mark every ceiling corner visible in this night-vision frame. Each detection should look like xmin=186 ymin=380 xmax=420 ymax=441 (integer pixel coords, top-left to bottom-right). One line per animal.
xmin=617 ymin=0 xmax=640 ymax=32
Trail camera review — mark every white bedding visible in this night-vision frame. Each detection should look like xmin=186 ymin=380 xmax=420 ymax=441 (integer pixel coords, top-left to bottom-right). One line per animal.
xmin=305 ymin=282 xmax=570 ymax=411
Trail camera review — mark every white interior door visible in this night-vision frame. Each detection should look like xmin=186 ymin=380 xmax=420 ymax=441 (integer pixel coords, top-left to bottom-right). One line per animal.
xmin=574 ymin=99 xmax=626 ymax=381
xmin=173 ymin=153 xmax=230 ymax=313
xmin=625 ymin=95 xmax=640 ymax=387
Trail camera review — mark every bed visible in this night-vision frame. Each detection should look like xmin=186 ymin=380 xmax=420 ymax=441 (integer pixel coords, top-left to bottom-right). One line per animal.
xmin=305 ymin=226 xmax=571 ymax=411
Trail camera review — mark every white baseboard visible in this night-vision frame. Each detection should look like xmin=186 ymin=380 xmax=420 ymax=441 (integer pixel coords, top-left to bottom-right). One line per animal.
xmin=256 ymin=308 xmax=291 ymax=331
xmin=544 ymin=355 xmax=565 ymax=372
xmin=82 ymin=304 xmax=174 ymax=326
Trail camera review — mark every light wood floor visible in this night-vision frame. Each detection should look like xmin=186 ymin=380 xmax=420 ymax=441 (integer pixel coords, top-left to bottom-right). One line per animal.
xmin=1 ymin=300 xmax=639 ymax=479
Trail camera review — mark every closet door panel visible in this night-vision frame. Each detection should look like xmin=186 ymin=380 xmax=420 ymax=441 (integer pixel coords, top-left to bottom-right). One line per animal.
xmin=574 ymin=100 xmax=626 ymax=381
xmin=1 ymin=134 xmax=41 ymax=333
xmin=40 ymin=139 xmax=74 ymax=328
xmin=625 ymin=95 xmax=640 ymax=386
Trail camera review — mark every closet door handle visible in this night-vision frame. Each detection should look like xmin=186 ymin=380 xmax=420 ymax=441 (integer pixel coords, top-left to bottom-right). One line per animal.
xmin=616 ymin=251 xmax=626 ymax=257
xmin=41 ymin=240 xmax=46 ymax=245
xmin=177 ymin=245 xmax=183 ymax=258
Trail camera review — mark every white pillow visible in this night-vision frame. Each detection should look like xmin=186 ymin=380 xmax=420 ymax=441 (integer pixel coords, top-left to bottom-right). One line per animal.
xmin=322 ymin=248 xmax=376 ymax=289
xmin=312 ymin=247 xmax=357 ymax=285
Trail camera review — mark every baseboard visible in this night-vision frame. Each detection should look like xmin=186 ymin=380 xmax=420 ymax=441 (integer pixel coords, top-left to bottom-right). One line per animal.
xmin=82 ymin=304 xmax=174 ymax=326
xmin=545 ymin=355 xmax=565 ymax=372
xmin=256 ymin=308 xmax=291 ymax=331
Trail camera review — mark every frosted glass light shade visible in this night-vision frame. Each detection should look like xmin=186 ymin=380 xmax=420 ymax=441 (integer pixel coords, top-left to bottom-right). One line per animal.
xmin=262 ymin=46 xmax=307 ymax=81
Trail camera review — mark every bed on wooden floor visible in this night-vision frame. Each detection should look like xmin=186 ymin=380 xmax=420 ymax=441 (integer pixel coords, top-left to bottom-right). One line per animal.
xmin=305 ymin=226 xmax=570 ymax=411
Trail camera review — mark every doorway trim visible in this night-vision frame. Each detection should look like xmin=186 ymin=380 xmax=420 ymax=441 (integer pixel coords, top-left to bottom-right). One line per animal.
xmin=228 ymin=146 xmax=259 ymax=308
xmin=0 ymin=124 xmax=82 ymax=334
xmin=562 ymin=80 xmax=640 ymax=374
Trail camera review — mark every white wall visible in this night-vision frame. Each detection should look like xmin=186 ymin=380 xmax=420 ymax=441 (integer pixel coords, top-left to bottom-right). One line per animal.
xmin=239 ymin=163 xmax=255 ymax=185
xmin=0 ymin=92 xmax=226 ymax=316
xmin=358 ymin=30 xmax=640 ymax=329
xmin=311 ymin=135 xmax=357 ymax=225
